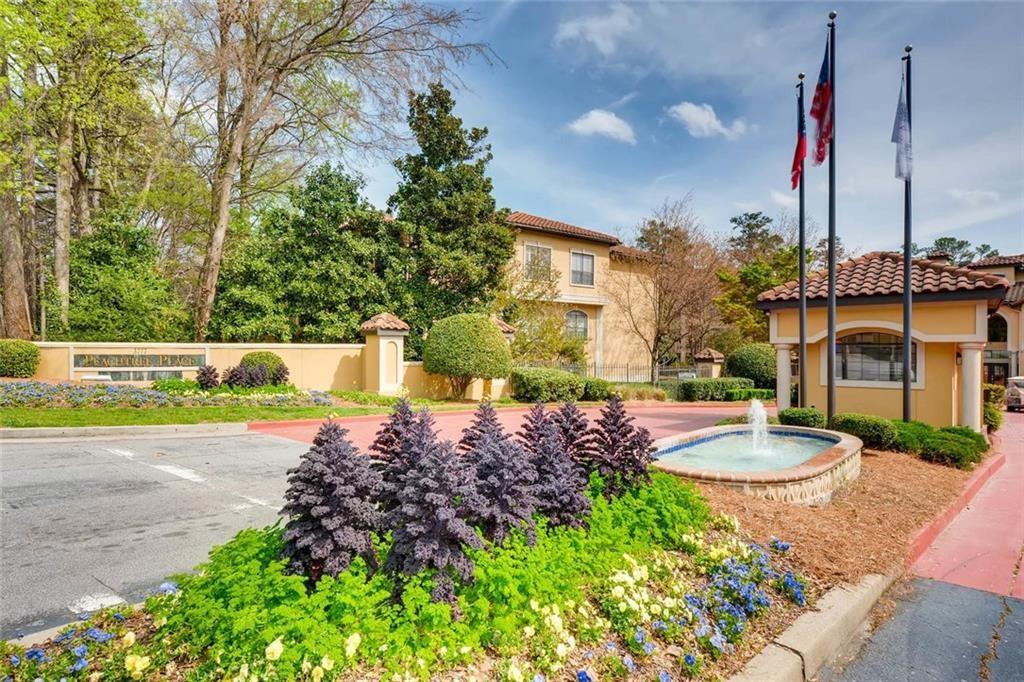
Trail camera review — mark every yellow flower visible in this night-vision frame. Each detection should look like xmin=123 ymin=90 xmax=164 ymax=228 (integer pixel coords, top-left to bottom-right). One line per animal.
xmin=611 ymin=585 xmax=625 ymax=598
xmin=89 ymin=673 xmax=101 ymax=682
xmin=344 ymin=632 xmax=362 ymax=658
xmin=650 ymin=603 xmax=662 ymax=615
xmin=555 ymin=643 xmax=568 ymax=658
xmin=121 ymin=630 xmax=136 ymax=647
xmin=529 ymin=599 xmax=540 ymax=611
xmin=507 ymin=661 xmax=525 ymax=682
xmin=311 ymin=666 xmax=325 ymax=682
xmin=125 ymin=654 xmax=151 ymax=680
xmin=153 ymin=616 xmax=167 ymax=628
xmin=320 ymin=655 xmax=335 ymax=671
xmin=265 ymin=637 xmax=284 ymax=661
xmin=523 ymin=626 xmax=535 ymax=638
xmin=617 ymin=602 xmax=628 ymax=612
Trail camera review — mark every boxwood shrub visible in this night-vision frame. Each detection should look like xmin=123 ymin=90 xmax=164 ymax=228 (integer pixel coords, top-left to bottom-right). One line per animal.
xmin=423 ymin=314 xmax=512 ymax=398
xmin=831 ymin=412 xmax=898 ymax=450
xmin=723 ymin=388 xmax=775 ymax=402
xmin=920 ymin=432 xmax=984 ymax=469
xmin=510 ymin=367 xmax=585 ymax=402
xmin=716 ymin=414 xmax=780 ymax=426
xmin=724 ymin=343 xmax=776 ymax=388
xmin=676 ymin=377 xmax=754 ymax=401
xmin=778 ymin=407 xmax=826 ymax=429
xmin=240 ymin=350 xmax=285 ymax=375
xmin=982 ymin=382 xmax=1006 ymax=406
xmin=938 ymin=425 xmax=988 ymax=453
xmin=890 ymin=419 xmax=935 ymax=455
xmin=0 ymin=339 xmax=40 ymax=378
xmin=983 ymin=402 xmax=1003 ymax=432
xmin=582 ymin=377 xmax=614 ymax=401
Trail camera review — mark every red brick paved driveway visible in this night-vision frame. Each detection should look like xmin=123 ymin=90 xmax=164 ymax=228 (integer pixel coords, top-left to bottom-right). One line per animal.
xmin=249 ymin=403 xmax=758 ymax=449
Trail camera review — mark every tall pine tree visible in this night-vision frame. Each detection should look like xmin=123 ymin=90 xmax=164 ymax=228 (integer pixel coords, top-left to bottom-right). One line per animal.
xmin=280 ymin=421 xmax=383 ymax=583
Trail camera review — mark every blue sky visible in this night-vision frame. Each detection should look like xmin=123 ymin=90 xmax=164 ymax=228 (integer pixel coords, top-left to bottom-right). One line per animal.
xmin=358 ymin=1 xmax=1024 ymax=255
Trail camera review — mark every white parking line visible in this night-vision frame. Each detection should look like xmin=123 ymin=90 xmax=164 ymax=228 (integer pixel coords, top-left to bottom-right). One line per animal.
xmin=148 ymin=463 xmax=206 ymax=483
xmin=68 ymin=593 xmax=124 ymax=614
xmin=105 ymin=447 xmax=136 ymax=460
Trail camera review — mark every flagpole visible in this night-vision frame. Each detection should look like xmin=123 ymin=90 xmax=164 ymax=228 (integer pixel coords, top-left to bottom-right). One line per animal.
xmin=797 ymin=73 xmax=808 ymax=409
xmin=826 ymin=10 xmax=838 ymax=425
xmin=902 ymin=44 xmax=913 ymax=421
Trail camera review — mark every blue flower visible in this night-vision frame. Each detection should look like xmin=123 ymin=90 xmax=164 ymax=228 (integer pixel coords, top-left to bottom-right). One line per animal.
xmin=532 ymin=676 xmax=545 ymax=682
xmin=633 ymin=627 xmax=647 ymax=643
xmin=77 ymin=612 xmax=90 ymax=620
xmin=576 ymin=672 xmax=593 ymax=682
xmin=622 ymin=654 xmax=636 ymax=672
xmin=85 ymin=628 xmax=113 ymax=643
xmin=112 ymin=612 xmax=126 ymax=622
xmin=643 ymin=641 xmax=656 ymax=656
xmin=604 ymin=641 xmax=618 ymax=651
xmin=24 ymin=648 xmax=46 ymax=663
xmin=158 ymin=581 xmax=178 ymax=595
xmin=68 ymin=658 xmax=88 ymax=673
xmin=54 ymin=629 xmax=76 ymax=644
xmin=770 ymin=538 xmax=791 ymax=552
xmin=71 ymin=644 xmax=87 ymax=658
xmin=658 ymin=672 xmax=672 ymax=682
xmin=653 ymin=619 xmax=668 ymax=632
xmin=684 ymin=653 xmax=697 ymax=666
xmin=9 ymin=655 xmax=19 ymax=667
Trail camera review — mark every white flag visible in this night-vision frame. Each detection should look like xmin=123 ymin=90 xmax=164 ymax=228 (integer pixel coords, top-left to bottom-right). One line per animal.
xmin=891 ymin=74 xmax=912 ymax=179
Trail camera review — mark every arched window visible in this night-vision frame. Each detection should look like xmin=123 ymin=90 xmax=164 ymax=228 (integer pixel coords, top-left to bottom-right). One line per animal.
xmin=836 ymin=332 xmax=917 ymax=382
xmin=988 ymin=315 xmax=1008 ymax=343
xmin=565 ymin=310 xmax=588 ymax=339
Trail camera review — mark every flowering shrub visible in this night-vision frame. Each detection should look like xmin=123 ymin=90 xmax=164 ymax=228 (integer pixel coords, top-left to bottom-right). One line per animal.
xmin=0 ymin=380 xmax=330 ymax=408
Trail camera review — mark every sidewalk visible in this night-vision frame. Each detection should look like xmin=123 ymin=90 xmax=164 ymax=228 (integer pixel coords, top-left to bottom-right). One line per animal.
xmin=911 ymin=411 xmax=1024 ymax=597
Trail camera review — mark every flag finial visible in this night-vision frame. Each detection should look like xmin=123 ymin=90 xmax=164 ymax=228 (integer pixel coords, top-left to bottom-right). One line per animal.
xmin=828 ymin=10 xmax=838 ymax=21
xmin=798 ymin=72 xmax=805 ymax=80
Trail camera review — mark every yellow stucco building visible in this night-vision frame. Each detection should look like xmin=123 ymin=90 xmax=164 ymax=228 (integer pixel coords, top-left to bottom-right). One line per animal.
xmin=758 ymin=251 xmax=1009 ymax=431
xmin=965 ymin=254 xmax=1024 ymax=384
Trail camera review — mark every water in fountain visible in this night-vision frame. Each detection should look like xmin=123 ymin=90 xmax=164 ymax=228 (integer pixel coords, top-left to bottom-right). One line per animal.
xmin=747 ymin=399 xmax=770 ymax=454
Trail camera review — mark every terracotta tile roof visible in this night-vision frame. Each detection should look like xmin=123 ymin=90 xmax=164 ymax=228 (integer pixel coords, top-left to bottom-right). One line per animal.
xmin=695 ymin=348 xmax=725 ymax=362
xmin=610 ymin=244 xmax=660 ymax=262
xmin=1005 ymin=282 xmax=1024 ymax=308
xmin=507 ymin=211 xmax=620 ymax=245
xmin=756 ymin=251 xmax=1008 ymax=307
xmin=966 ymin=253 xmax=1024 ymax=269
xmin=492 ymin=317 xmax=516 ymax=334
xmin=360 ymin=313 xmax=410 ymax=332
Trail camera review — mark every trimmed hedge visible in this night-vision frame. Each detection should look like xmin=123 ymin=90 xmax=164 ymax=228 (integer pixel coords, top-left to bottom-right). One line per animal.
xmin=778 ymin=407 xmax=826 ymax=429
xmin=982 ymin=383 xmax=1006 ymax=406
xmin=920 ymin=432 xmax=984 ymax=469
xmin=676 ymin=377 xmax=754 ymax=401
xmin=831 ymin=412 xmax=898 ymax=450
xmin=582 ymin=377 xmax=614 ymax=401
xmin=939 ymin=425 xmax=988 ymax=453
xmin=614 ymin=384 xmax=668 ymax=401
xmin=984 ymin=403 xmax=1003 ymax=432
xmin=724 ymin=343 xmax=776 ymax=389
xmin=723 ymin=388 xmax=775 ymax=402
xmin=510 ymin=367 xmax=585 ymax=402
xmin=716 ymin=414 xmax=780 ymax=426
xmin=423 ymin=314 xmax=512 ymax=397
xmin=0 ymin=339 xmax=40 ymax=378
xmin=890 ymin=420 xmax=935 ymax=455
xmin=240 ymin=351 xmax=285 ymax=375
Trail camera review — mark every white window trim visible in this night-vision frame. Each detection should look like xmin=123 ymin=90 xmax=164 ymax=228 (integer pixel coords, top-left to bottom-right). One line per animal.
xmin=523 ymin=241 xmax=553 ymax=281
xmin=818 ymin=335 xmax=926 ymax=390
xmin=566 ymin=309 xmax=589 ymax=340
xmin=569 ymin=249 xmax=596 ymax=288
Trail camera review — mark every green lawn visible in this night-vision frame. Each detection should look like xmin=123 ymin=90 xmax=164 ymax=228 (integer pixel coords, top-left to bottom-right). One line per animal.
xmin=0 ymin=401 xmax=544 ymax=428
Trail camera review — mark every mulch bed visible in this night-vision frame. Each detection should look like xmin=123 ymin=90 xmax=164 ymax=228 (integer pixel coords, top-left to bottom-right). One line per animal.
xmin=697 ymin=449 xmax=971 ymax=588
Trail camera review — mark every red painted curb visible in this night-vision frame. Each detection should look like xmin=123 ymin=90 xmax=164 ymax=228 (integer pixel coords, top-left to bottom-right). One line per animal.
xmin=905 ymin=450 xmax=1007 ymax=569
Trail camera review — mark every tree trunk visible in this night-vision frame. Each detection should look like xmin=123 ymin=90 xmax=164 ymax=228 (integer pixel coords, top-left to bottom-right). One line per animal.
xmin=0 ymin=57 xmax=33 ymax=339
xmin=22 ymin=60 xmax=38 ymax=324
xmin=54 ymin=114 xmax=74 ymax=327
xmin=75 ymin=144 xmax=92 ymax=235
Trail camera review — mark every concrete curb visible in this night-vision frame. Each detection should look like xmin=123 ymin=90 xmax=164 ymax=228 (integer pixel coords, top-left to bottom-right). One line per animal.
xmin=730 ymin=567 xmax=902 ymax=682
xmin=13 ymin=603 xmax=145 ymax=647
xmin=905 ymin=448 xmax=1007 ymax=569
xmin=0 ymin=422 xmax=249 ymax=441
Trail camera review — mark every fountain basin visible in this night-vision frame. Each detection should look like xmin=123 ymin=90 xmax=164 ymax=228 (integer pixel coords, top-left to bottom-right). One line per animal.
xmin=653 ymin=425 xmax=863 ymax=505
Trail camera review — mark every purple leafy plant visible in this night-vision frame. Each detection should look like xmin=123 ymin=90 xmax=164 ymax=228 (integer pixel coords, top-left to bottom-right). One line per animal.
xmin=585 ymin=395 xmax=655 ymax=497
xmin=369 ymin=400 xmax=425 ymax=511
xmin=383 ymin=413 xmax=482 ymax=607
xmin=270 ymin=363 xmax=290 ymax=385
xmin=464 ymin=405 xmax=539 ymax=544
xmin=550 ymin=401 xmax=593 ymax=462
xmin=196 ymin=364 xmax=219 ymax=390
xmin=280 ymin=420 xmax=383 ymax=584
xmin=531 ymin=417 xmax=591 ymax=527
xmin=458 ymin=401 xmax=507 ymax=453
xmin=516 ymin=402 xmax=549 ymax=458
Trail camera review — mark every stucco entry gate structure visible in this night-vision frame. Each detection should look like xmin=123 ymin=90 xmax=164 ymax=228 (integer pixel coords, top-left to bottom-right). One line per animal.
xmin=757 ymin=251 xmax=1009 ymax=431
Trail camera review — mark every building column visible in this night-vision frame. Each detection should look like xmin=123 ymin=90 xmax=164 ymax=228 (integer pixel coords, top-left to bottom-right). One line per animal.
xmin=775 ymin=343 xmax=793 ymax=411
xmin=958 ymin=342 xmax=984 ymax=431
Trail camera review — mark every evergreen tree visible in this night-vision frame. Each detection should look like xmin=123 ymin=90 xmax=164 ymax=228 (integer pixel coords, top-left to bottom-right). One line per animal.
xmin=458 ymin=401 xmax=507 ymax=452
xmin=550 ymin=401 xmax=593 ymax=462
xmin=383 ymin=416 xmax=482 ymax=607
xmin=516 ymin=402 xmax=549 ymax=457
xmin=585 ymin=396 xmax=655 ymax=497
xmin=466 ymin=423 xmax=539 ymax=545
xmin=531 ymin=418 xmax=591 ymax=528
xmin=280 ymin=421 xmax=383 ymax=583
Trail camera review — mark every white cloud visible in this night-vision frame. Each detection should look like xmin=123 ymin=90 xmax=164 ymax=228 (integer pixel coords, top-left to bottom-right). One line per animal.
xmin=947 ymin=188 xmax=1001 ymax=207
xmin=667 ymin=102 xmax=747 ymax=141
xmin=568 ymin=109 xmax=637 ymax=145
xmin=554 ymin=3 xmax=638 ymax=56
xmin=607 ymin=91 xmax=638 ymax=109
xmin=771 ymin=190 xmax=798 ymax=209
xmin=734 ymin=201 xmax=761 ymax=213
